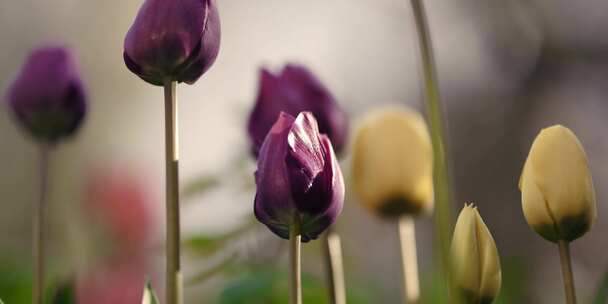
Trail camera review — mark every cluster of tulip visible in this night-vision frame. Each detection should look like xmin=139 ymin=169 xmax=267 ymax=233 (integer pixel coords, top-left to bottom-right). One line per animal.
xmin=2 ymin=0 xmax=600 ymax=303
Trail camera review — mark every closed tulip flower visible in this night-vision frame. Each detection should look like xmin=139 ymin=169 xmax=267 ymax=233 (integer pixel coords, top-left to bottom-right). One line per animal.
xmin=254 ymin=111 xmax=344 ymax=242
xmin=124 ymin=0 xmax=221 ymax=86
xmin=519 ymin=125 xmax=597 ymax=242
xmin=247 ymin=64 xmax=348 ymax=156
xmin=451 ymin=204 xmax=502 ymax=304
xmin=352 ymin=107 xmax=433 ymax=217
xmin=6 ymin=46 xmax=87 ymax=142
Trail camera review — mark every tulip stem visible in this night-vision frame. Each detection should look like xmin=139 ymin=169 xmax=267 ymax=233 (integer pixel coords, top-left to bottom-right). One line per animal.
xmin=399 ymin=216 xmax=420 ymax=304
xmin=323 ymin=227 xmax=347 ymax=304
xmin=409 ymin=0 xmax=453 ymax=296
xmin=290 ymin=216 xmax=302 ymax=304
xmin=164 ymin=80 xmax=182 ymax=304
xmin=33 ymin=144 xmax=51 ymax=304
xmin=558 ymin=241 xmax=577 ymax=304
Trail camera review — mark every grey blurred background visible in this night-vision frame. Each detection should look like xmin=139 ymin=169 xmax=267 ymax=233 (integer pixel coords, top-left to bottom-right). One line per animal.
xmin=1 ymin=0 xmax=608 ymax=303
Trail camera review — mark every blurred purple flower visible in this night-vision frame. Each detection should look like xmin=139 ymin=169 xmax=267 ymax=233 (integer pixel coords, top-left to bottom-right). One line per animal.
xmin=124 ymin=0 xmax=221 ymax=86
xmin=247 ymin=64 xmax=348 ymax=156
xmin=5 ymin=46 xmax=86 ymax=142
xmin=254 ymin=112 xmax=344 ymax=242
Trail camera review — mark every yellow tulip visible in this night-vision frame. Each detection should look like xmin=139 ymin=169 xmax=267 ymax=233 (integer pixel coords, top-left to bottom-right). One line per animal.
xmin=519 ymin=125 xmax=597 ymax=242
xmin=451 ymin=204 xmax=502 ymax=304
xmin=352 ymin=106 xmax=433 ymax=218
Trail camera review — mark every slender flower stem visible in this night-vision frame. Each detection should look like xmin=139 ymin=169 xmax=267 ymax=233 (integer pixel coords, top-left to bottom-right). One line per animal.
xmin=164 ymin=80 xmax=182 ymax=304
xmin=33 ymin=144 xmax=51 ymax=304
xmin=323 ymin=227 xmax=346 ymax=304
xmin=399 ymin=216 xmax=420 ymax=304
xmin=558 ymin=241 xmax=577 ymax=304
xmin=290 ymin=216 xmax=302 ymax=304
xmin=409 ymin=0 xmax=453 ymax=294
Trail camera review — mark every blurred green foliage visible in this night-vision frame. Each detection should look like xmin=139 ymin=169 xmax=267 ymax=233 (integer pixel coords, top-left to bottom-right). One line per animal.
xmin=0 ymin=259 xmax=32 ymax=303
xmin=218 ymin=269 xmax=371 ymax=304
xmin=592 ymin=270 xmax=608 ymax=304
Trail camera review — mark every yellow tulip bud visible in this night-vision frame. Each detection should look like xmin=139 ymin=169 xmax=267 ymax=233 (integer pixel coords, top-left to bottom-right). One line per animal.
xmin=451 ymin=204 xmax=502 ymax=304
xmin=519 ymin=125 xmax=597 ymax=242
xmin=352 ymin=107 xmax=433 ymax=218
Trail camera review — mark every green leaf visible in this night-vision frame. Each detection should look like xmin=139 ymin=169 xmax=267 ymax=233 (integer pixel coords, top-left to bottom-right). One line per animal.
xmin=184 ymin=218 xmax=257 ymax=256
xmin=182 ymin=175 xmax=221 ymax=199
xmin=184 ymin=235 xmax=225 ymax=255
xmin=186 ymin=253 xmax=239 ymax=286
xmin=141 ymin=281 xmax=159 ymax=304
xmin=51 ymin=282 xmax=75 ymax=304
xmin=593 ymin=270 xmax=608 ymax=304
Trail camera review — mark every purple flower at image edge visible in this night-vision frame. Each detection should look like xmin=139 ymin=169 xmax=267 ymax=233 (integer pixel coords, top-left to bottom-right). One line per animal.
xmin=254 ymin=111 xmax=345 ymax=242
xmin=5 ymin=46 xmax=87 ymax=142
xmin=123 ymin=0 xmax=221 ymax=86
xmin=247 ymin=64 xmax=348 ymax=157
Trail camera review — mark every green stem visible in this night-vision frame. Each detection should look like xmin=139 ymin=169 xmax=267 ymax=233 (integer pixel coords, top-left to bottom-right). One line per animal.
xmin=323 ymin=227 xmax=346 ymax=304
xmin=409 ymin=0 xmax=453 ymax=294
xmin=399 ymin=216 xmax=420 ymax=304
xmin=33 ymin=144 xmax=51 ymax=304
xmin=164 ymin=80 xmax=182 ymax=304
xmin=558 ymin=241 xmax=577 ymax=304
xmin=290 ymin=216 xmax=302 ymax=304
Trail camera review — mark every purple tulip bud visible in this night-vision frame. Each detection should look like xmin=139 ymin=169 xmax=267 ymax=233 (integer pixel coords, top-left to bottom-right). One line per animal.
xmin=124 ymin=0 xmax=221 ymax=86
xmin=247 ymin=64 xmax=348 ymax=157
xmin=254 ymin=111 xmax=344 ymax=242
xmin=5 ymin=46 xmax=87 ymax=142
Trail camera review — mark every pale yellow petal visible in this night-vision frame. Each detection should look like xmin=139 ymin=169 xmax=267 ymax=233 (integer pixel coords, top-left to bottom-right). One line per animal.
xmin=352 ymin=107 xmax=433 ymax=217
xmin=523 ymin=125 xmax=596 ymax=240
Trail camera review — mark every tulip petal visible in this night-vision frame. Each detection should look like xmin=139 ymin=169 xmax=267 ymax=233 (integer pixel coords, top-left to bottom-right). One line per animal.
xmin=177 ymin=0 xmax=221 ymax=84
xmin=286 ymin=112 xmax=325 ymax=196
xmin=247 ymin=64 xmax=348 ymax=155
xmin=253 ymin=112 xmax=297 ymax=237
xmin=298 ymin=135 xmax=344 ymax=241
xmin=520 ymin=125 xmax=597 ymax=241
xmin=7 ymin=46 xmax=87 ymax=142
xmin=124 ymin=0 xmax=220 ymax=85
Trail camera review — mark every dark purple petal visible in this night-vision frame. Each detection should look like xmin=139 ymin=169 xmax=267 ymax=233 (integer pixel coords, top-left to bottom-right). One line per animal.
xmin=253 ymin=112 xmax=298 ymax=234
xmin=253 ymin=112 xmax=344 ymax=241
xmin=247 ymin=64 xmax=348 ymax=156
xmin=177 ymin=0 xmax=221 ymax=84
xmin=123 ymin=0 xmax=220 ymax=86
xmin=286 ymin=112 xmax=327 ymax=216
xmin=247 ymin=69 xmax=289 ymax=156
xmin=298 ymin=135 xmax=344 ymax=241
xmin=6 ymin=46 xmax=87 ymax=142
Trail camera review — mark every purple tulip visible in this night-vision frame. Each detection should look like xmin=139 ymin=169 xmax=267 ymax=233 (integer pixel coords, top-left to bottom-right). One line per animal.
xmin=247 ymin=64 xmax=348 ymax=156
xmin=6 ymin=46 xmax=87 ymax=142
xmin=254 ymin=111 xmax=344 ymax=242
xmin=124 ymin=0 xmax=221 ymax=86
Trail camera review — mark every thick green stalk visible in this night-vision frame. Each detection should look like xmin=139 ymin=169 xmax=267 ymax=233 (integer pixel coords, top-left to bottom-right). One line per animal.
xmin=409 ymin=0 xmax=453 ymax=296
xmin=290 ymin=216 xmax=302 ymax=304
xmin=164 ymin=80 xmax=182 ymax=304
xmin=399 ymin=216 xmax=420 ymax=304
xmin=558 ymin=241 xmax=577 ymax=304
xmin=33 ymin=144 xmax=51 ymax=304
xmin=323 ymin=227 xmax=346 ymax=304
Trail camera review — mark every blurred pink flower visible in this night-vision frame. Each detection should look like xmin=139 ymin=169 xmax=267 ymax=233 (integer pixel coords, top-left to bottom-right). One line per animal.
xmin=85 ymin=169 xmax=154 ymax=254
xmin=76 ymin=258 xmax=146 ymax=304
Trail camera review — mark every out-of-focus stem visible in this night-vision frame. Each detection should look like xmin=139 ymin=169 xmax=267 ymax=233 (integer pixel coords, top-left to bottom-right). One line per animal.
xmin=290 ymin=216 xmax=302 ymax=304
xmin=164 ymin=80 xmax=182 ymax=304
xmin=399 ymin=216 xmax=420 ymax=304
xmin=558 ymin=241 xmax=577 ymax=304
xmin=323 ymin=227 xmax=347 ymax=304
xmin=409 ymin=0 xmax=453 ymax=295
xmin=33 ymin=144 xmax=51 ymax=304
